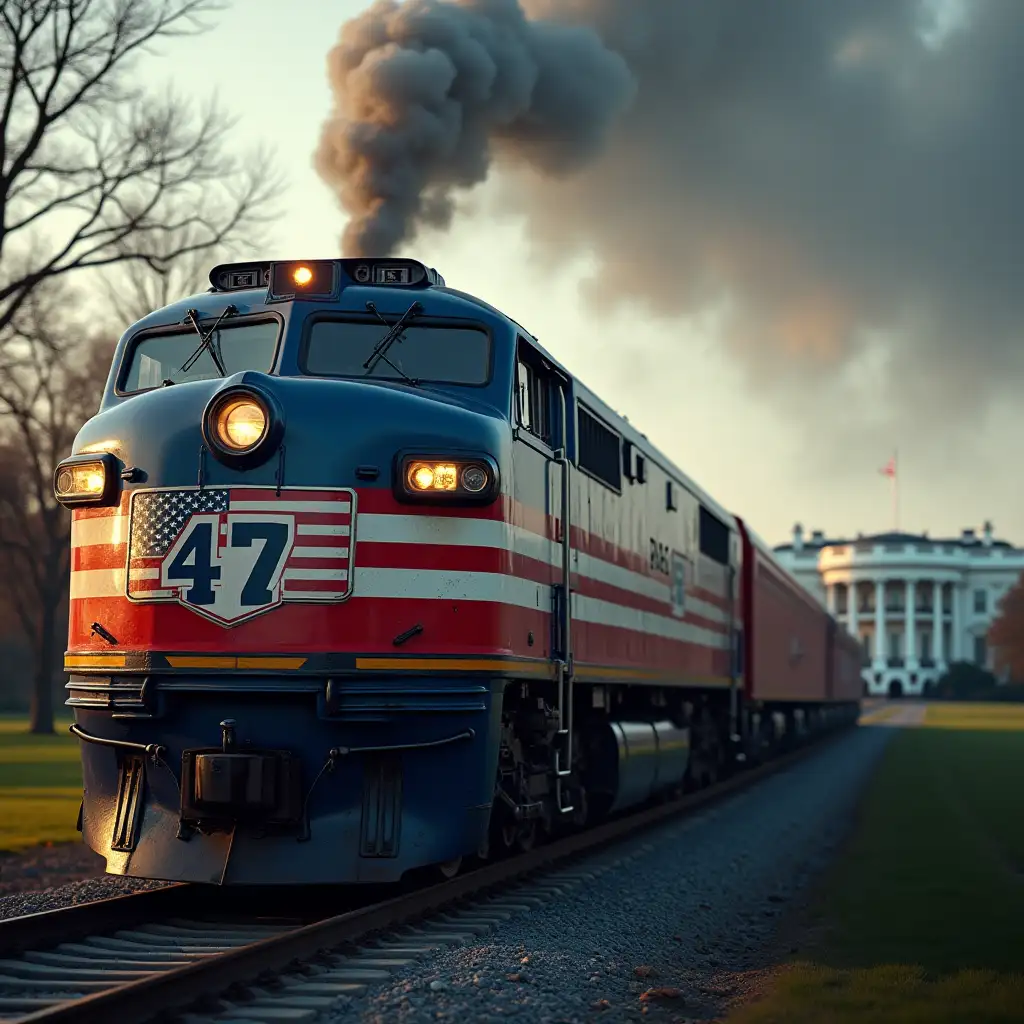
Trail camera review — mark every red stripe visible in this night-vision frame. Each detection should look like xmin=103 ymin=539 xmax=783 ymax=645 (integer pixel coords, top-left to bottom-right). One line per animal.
xmin=229 ymin=488 xmax=354 ymax=503
xmin=293 ymin=534 xmax=349 ymax=548
xmin=66 ymin=595 xmax=725 ymax=672
xmin=282 ymin=579 xmax=347 ymax=593
xmin=282 ymin=557 xmax=347 ymax=571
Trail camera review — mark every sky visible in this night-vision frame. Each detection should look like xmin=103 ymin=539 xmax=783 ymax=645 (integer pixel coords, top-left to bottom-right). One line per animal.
xmin=130 ymin=0 xmax=1023 ymax=548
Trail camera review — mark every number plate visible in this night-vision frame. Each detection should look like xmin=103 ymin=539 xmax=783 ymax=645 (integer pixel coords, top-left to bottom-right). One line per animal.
xmin=125 ymin=487 xmax=356 ymax=625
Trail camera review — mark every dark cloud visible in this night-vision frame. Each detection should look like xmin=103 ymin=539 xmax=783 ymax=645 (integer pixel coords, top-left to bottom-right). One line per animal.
xmin=316 ymin=0 xmax=1024 ymax=425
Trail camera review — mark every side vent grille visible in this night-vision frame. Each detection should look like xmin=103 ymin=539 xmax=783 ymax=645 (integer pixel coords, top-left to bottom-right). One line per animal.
xmin=65 ymin=676 xmax=155 ymax=718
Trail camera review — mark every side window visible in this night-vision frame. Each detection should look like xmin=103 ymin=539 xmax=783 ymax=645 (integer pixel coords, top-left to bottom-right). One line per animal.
xmin=515 ymin=340 xmax=557 ymax=446
xmin=517 ymin=360 xmax=532 ymax=432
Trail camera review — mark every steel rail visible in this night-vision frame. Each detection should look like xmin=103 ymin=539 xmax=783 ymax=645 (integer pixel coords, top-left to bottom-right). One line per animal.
xmin=8 ymin=722 xmax=858 ymax=1024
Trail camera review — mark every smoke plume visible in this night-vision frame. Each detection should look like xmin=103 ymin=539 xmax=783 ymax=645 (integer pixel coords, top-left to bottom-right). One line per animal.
xmin=316 ymin=0 xmax=1024 ymax=424
xmin=314 ymin=0 xmax=635 ymax=256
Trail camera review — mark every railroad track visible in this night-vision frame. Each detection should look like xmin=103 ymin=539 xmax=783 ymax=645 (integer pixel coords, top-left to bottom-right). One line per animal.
xmin=1 ymin=723 xmax=861 ymax=1024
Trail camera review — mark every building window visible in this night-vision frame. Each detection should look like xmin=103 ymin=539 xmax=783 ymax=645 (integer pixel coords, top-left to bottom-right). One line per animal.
xmin=973 ymin=635 xmax=987 ymax=667
xmin=919 ymin=630 xmax=931 ymax=661
xmin=835 ymin=584 xmax=848 ymax=614
xmin=973 ymin=588 xmax=987 ymax=615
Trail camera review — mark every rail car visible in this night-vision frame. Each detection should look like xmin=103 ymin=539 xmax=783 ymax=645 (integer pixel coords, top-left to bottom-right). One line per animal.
xmin=56 ymin=257 xmax=862 ymax=886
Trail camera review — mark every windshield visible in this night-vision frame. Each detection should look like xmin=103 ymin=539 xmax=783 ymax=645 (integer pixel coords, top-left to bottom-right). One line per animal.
xmin=304 ymin=320 xmax=490 ymax=385
xmin=121 ymin=320 xmax=280 ymax=392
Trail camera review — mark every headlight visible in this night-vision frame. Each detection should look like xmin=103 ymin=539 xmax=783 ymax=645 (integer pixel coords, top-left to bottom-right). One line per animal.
xmin=396 ymin=454 xmax=499 ymax=504
xmin=214 ymin=397 xmax=268 ymax=452
xmin=202 ymin=384 xmax=283 ymax=469
xmin=53 ymin=453 xmax=119 ymax=508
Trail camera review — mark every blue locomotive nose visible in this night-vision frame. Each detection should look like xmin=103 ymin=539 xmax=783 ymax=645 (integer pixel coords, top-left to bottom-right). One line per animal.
xmin=84 ymin=369 xmax=504 ymax=492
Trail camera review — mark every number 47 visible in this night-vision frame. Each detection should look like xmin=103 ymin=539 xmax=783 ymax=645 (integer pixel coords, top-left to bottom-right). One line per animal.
xmin=162 ymin=514 xmax=294 ymax=607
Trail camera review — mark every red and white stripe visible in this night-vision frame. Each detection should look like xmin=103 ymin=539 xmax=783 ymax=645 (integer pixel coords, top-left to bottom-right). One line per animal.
xmin=68 ymin=489 xmax=734 ymax=668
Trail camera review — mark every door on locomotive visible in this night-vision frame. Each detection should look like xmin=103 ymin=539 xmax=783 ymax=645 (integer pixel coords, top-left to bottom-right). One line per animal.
xmin=504 ymin=337 xmax=581 ymax=846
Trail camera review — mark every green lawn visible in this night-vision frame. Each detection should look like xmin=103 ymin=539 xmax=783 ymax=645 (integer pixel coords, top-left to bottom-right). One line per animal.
xmin=0 ymin=715 xmax=84 ymax=853
xmin=729 ymin=703 xmax=1024 ymax=1024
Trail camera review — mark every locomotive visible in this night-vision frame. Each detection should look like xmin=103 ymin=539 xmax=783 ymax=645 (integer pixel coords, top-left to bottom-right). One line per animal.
xmin=56 ymin=257 xmax=862 ymax=886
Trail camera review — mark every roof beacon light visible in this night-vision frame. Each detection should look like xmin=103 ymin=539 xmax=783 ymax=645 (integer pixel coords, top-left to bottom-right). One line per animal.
xmin=269 ymin=260 xmax=336 ymax=300
xmin=209 ymin=258 xmax=446 ymax=295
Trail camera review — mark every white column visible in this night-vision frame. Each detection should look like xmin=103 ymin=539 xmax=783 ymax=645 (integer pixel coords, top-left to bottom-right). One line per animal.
xmin=932 ymin=581 xmax=943 ymax=667
xmin=905 ymin=580 xmax=917 ymax=666
xmin=952 ymin=582 xmax=963 ymax=661
xmin=826 ymin=583 xmax=836 ymax=615
xmin=849 ymin=582 xmax=860 ymax=634
xmin=874 ymin=579 xmax=886 ymax=663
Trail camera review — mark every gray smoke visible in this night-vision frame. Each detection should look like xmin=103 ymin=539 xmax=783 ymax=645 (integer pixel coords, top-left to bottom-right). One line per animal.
xmin=316 ymin=0 xmax=1024 ymax=427
xmin=314 ymin=0 xmax=635 ymax=255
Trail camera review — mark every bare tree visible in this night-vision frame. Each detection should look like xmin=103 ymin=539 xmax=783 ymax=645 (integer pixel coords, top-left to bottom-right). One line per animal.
xmin=0 ymin=0 xmax=282 ymax=335
xmin=0 ymin=0 xmax=283 ymax=732
xmin=0 ymin=281 xmax=114 ymax=733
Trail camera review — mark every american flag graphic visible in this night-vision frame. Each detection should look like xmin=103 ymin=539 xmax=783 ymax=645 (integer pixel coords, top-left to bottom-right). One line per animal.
xmin=127 ymin=487 xmax=355 ymax=616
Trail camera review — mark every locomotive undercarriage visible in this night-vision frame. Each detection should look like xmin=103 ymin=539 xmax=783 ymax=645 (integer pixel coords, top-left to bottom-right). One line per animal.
xmin=482 ymin=680 xmax=861 ymax=866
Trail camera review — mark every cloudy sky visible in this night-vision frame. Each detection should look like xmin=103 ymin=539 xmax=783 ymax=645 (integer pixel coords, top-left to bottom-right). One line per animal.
xmin=136 ymin=0 xmax=1023 ymax=547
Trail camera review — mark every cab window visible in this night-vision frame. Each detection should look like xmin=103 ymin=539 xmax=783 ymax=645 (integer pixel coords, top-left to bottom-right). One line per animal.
xmin=121 ymin=320 xmax=280 ymax=392
xmin=303 ymin=320 xmax=490 ymax=384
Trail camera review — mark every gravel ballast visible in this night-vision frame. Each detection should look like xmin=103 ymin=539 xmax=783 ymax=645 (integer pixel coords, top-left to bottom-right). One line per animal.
xmin=320 ymin=724 xmax=894 ymax=1024
xmin=0 ymin=843 xmax=167 ymax=919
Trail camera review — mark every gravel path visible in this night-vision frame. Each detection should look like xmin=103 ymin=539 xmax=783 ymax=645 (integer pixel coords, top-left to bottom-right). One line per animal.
xmin=320 ymin=724 xmax=895 ymax=1024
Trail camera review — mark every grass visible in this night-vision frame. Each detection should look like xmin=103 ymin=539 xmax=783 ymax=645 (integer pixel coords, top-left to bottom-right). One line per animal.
xmin=728 ymin=703 xmax=1024 ymax=1024
xmin=0 ymin=715 xmax=83 ymax=853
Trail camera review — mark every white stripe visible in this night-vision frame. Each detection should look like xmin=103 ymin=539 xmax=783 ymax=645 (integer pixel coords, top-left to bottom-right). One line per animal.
xmin=71 ymin=515 xmax=128 ymax=547
xmin=283 ymin=567 xmax=349 ymax=581
xmin=68 ymin=564 xmax=725 ymax=647
xmin=357 ymin=513 xmax=506 ymax=547
xmin=71 ymin=568 xmax=125 ymax=600
xmin=297 ymin=524 xmax=351 ymax=537
xmin=230 ymin=500 xmax=350 ymax=514
xmin=352 ymin=567 xmax=547 ymax=611
xmin=129 ymin=567 xmax=160 ymax=580
xmin=572 ymin=593 xmax=727 ymax=649
xmin=291 ymin=546 xmax=349 ymax=560
xmin=282 ymin=590 xmax=348 ymax=601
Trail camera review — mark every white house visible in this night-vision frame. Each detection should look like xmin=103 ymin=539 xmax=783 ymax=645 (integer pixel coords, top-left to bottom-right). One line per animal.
xmin=774 ymin=523 xmax=1024 ymax=697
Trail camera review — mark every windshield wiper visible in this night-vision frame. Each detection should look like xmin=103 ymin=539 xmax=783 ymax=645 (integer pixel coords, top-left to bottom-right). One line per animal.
xmin=362 ymin=301 xmax=422 ymax=386
xmin=162 ymin=305 xmax=237 ymax=385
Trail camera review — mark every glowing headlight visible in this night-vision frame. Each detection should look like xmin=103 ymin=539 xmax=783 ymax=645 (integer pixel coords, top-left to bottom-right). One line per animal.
xmin=408 ymin=463 xmax=459 ymax=492
xmin=213 ymin=397 xmax=268 ymax=452
xmin=53 ymin=453 xmax=119 ymax=508
xmin=55 ymin=463 xmax=105 ymax=498
xmin=398 ymin=456 xmax=497 ymax=503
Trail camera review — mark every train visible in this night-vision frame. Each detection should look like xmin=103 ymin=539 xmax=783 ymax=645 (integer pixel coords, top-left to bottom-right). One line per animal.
xmin=56 ymin=257 xmax=863 ymax=886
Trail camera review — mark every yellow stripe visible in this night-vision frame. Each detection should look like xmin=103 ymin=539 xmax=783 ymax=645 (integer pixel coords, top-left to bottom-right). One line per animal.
xmin=65 ymin=654 xmax=127 ymax=669
xmin=576 ymin=664 xmax=733 ymax=687
xmin=355 ymin=657 xmax=553 ymax=674
xmin=165 ymin=656 xmax=308 ymax=670
xmin=237 ymin=657 xmax=308 ymax=670
xmin=166 ymin=657 xmax=237 ymax=669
